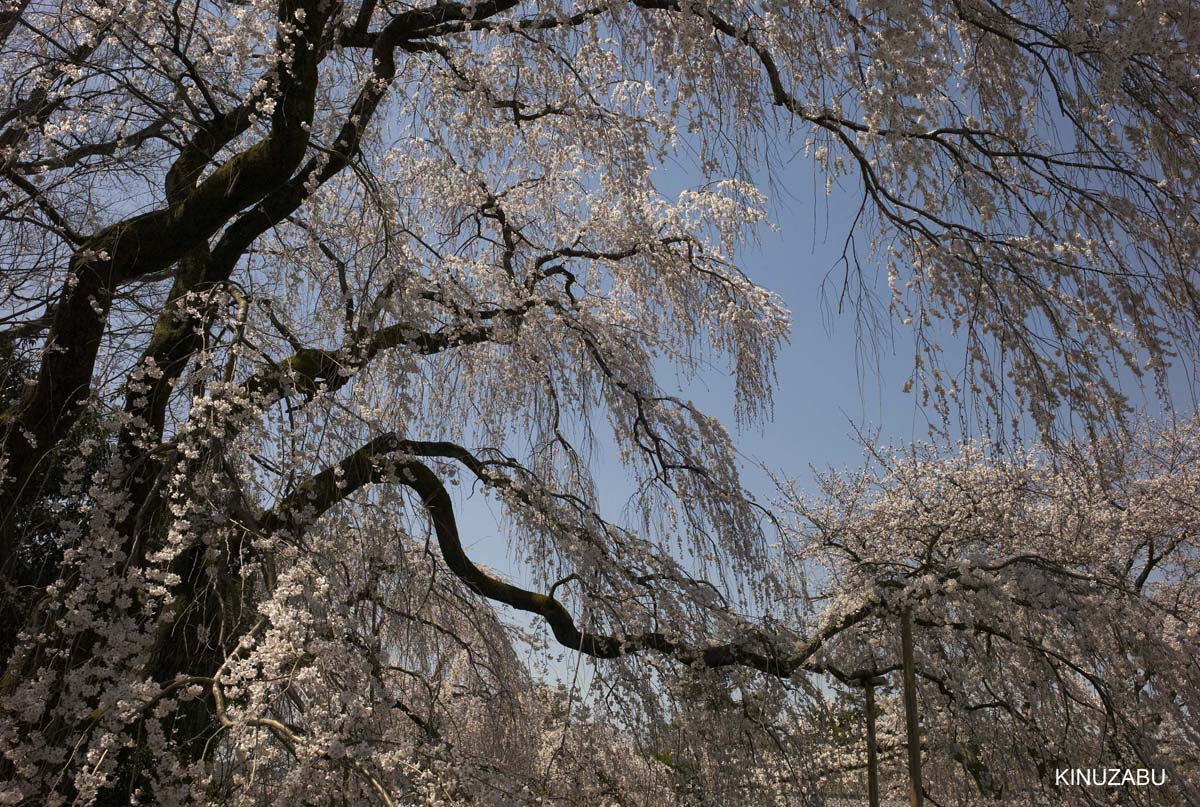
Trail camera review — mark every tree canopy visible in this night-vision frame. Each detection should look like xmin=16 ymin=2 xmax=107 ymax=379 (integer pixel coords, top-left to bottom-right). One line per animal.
xmin=0 ymin=0 xmax=1197 ymax=804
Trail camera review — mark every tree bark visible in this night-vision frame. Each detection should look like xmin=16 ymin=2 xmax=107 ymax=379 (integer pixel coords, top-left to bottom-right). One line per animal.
xmin=864 ymin=679 xmax=881 ymax=807
xmin=901 ymin=607 xmax=923 ymax=807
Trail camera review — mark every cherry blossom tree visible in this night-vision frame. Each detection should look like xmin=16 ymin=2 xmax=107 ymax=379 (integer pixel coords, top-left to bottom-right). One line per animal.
xmin=0 ymin=0 xmax=1197 ymax=804
xmin=778 ymin=419 xmax=1200 ymax=805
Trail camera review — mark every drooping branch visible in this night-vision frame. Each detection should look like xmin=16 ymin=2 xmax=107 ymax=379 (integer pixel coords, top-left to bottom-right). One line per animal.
xmin=231 ymin=298 xmax=540 ymax=419
xmin=264 ymin=433 xmax=880 ymax=680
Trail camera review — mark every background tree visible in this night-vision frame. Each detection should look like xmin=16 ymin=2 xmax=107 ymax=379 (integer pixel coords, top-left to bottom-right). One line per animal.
xmin=0 ymin=0 xmax=1197 ymax=804
xmin=778 ymin=421 xmax=1200 ymax=804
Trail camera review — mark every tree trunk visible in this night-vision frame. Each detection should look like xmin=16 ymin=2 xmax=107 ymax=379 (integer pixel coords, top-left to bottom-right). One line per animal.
xmin=901 ymin=608 xmax=923 ymax=807
xmin=864 ymin=680 xmax=881 ymax=807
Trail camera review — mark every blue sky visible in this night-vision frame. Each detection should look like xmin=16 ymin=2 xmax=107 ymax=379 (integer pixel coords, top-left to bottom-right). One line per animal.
xmin=449 ymin=148 xmax=1199 ymax=570
xmin=436 ymin=155 xmax=948 ymax=688
xmin=441 ymin=146 xmax=1199 ymax=687
xmin=449 ymin=156 xmax=929 ymax=583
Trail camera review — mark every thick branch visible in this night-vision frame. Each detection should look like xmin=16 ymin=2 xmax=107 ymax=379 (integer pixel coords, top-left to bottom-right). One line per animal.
xmin=237 ymin=299 xmax=538 ymax=412
xmin=265 ymin=434 xmax=879 ymax=680
xmin=0 ymin=0 xmax=333 ymax=521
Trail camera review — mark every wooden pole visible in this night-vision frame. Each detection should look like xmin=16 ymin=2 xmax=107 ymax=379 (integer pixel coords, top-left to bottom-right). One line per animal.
xmin=901 ymin=607 xmax=924 ymax=807
xmin=864 ymin=680 xmax=881 ymax=807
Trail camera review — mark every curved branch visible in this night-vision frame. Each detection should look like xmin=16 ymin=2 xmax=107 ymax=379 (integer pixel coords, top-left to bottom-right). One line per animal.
xmin=264 ymin=433 xmax=879 ymax=680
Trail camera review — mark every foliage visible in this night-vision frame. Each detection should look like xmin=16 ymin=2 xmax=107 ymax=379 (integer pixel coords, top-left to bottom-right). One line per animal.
xmin=0 ymin=0 xmax=1197 ymax=804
